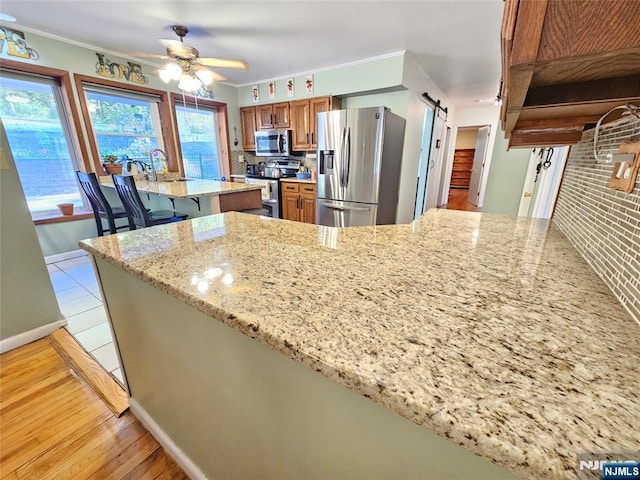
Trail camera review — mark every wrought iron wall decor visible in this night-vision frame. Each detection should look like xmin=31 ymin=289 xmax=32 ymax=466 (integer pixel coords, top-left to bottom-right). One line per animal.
xmin=95 ymin=53 xmax=149 ymax=85
xmin=0 ymin=27 xmax=39 ymax=60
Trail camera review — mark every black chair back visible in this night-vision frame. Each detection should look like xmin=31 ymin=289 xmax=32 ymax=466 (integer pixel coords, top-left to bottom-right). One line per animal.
xmin=77 ymin=171 xmax=113 ymax=218
xmin=112 ymin=174 xmax=152 ymax=228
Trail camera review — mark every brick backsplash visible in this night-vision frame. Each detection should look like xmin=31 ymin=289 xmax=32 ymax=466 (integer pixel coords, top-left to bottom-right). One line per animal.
xmin=553 ymin=115 xmax=640 ymax=324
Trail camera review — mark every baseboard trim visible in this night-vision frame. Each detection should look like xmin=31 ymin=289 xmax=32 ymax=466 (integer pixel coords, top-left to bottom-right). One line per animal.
xmin=129 ymin=398 xmax=207 ymax=480
xmin=0 ymin=319 xmax=67 ymax=354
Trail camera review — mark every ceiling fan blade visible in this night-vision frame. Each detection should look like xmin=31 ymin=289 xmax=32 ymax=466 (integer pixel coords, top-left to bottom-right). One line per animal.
xmin=211 ymin=71 xmax=227 ymax=82
xmin=197 ymin=57 xmax=248 ymax=70
xmin=128 ymin=52 xmax=169 ymax=60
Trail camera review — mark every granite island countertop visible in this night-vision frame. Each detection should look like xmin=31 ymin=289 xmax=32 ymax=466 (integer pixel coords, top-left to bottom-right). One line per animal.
xmin=80 ymin=209 xmax=640 ymax=479
xmin=99 ymin=176 xmax=261 ymax=199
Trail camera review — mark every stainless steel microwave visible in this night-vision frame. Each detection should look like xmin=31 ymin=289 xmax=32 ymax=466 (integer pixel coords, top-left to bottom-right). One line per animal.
xmin=255 ymin=129 xmax=291 ymax=157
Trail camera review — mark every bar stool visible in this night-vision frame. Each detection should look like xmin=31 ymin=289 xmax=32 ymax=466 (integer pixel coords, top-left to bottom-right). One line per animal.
xmin=76 ymin=171 xmax=134 ymax=236
xmin=112 ymin=174 xmax=188 ymax=229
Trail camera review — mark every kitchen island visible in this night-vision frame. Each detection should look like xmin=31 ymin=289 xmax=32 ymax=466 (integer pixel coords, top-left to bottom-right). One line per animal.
xmin=80 ymin=210 xmax=639 ymax=479
xmin=99 ymin=176 xmax=263 ymax=217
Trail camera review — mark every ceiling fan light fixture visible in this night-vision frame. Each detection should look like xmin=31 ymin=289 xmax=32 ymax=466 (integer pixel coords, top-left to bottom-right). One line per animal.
xmin=178 ymin=73 xmax=202 ymax=93
xmin=159 ymin=62 xmax=182 ymax=83
xmin=195 ymin=68 xmax=215 ymax=87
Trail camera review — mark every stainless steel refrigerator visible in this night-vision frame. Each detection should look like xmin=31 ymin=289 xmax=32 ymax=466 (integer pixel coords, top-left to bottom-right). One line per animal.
xmin=316 ymin=107 xmax=406 ymax=227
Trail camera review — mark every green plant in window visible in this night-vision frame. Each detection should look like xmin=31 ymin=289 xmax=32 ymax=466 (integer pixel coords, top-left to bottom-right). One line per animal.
xmin=102 ymin=154 xmax=119 ymax=164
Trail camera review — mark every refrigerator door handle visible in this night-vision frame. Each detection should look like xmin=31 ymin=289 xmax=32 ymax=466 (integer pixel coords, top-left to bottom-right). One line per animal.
xmin=339 ymin=128 xmax=344 ymax=187
xmin=345 ymin=127 xmax=351 ymax=188
xmin=319 ymin=201 xmax=371 ymax=212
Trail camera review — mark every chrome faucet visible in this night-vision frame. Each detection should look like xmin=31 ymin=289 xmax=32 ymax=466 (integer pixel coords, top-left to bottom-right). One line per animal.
xmin=148 ymin=148 xmax=166 ymax=181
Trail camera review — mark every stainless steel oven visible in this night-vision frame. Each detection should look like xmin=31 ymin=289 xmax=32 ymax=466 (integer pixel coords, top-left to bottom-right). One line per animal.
xmin=245 ymin=177 xmax=280 ymax=218
xmin=245 ymin=158 xmax=301 ymax=218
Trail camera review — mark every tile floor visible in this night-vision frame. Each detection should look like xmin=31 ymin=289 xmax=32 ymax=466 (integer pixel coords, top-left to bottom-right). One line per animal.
xmin=46 ymin=249 xmax=124 ymax=386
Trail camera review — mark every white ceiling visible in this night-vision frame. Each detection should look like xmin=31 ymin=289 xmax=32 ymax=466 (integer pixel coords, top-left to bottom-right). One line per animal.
xmin=2 ymin=1 xmax=504 ymax=107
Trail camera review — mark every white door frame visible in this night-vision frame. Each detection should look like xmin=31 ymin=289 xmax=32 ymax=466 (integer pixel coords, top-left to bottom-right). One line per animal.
xmin=517 ymin=149 xmax=540 ymax=217
xmin=518 ymin=146 xmax=569 ymax=219
xmin=437 ymin=125 xmax=454 ymax=207
xmin=467 ymin=126 xmax=491 ymax=206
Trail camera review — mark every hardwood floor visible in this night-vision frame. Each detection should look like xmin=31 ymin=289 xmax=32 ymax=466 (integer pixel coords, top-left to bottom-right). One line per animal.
xmin=444 ymin=188 xmax=482 ymax=212
xmin=0 ymin=337 xmax=187 ymax=479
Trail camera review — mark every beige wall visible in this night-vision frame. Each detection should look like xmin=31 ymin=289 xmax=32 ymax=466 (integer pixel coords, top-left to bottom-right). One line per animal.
xmin=455 ymin=129 xmax=478 ymax=149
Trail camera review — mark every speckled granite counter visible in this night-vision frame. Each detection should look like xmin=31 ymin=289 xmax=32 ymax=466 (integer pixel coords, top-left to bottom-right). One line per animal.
xmin=100 ymin=176 xmax=261 ymax=198
xmin=80 ymin=209 xmax=640 ymax=479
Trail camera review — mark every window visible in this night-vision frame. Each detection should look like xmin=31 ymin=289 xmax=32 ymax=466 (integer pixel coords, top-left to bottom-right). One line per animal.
xmin=171 ymin=94 xmax=231 ymax=181
xmin=84 ymin=88 xmax=163 ymax=165
xmin=75 ymin=75 xmax=176 ymax=175
xmin=0 ymin=71 xmax=87 ymax=216
xmin=175 ymin=103 xmax=223 ymax=180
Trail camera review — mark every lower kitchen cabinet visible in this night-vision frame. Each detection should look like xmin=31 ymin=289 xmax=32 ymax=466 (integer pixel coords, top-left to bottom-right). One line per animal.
xmin=281 ymin=182 xmax=316 ymax=224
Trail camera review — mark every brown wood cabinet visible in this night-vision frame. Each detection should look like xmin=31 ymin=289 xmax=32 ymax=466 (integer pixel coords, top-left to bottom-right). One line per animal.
xmin=240 ymin=107 xmax=257 ymax=150
xmin=450 ymin=149 xmax=474 ymax=189
xmin=501 ymin=0 xmax=640 ymax=147
xmin=256 ymin=102 xmax=290 ymax=130
xmin=240 ymin=96 xmax=341 ymax=153
xmin=281 ymin=181 xmax=316 ymax=224
xmin=291 ymin=96 xmax=341 ymax=151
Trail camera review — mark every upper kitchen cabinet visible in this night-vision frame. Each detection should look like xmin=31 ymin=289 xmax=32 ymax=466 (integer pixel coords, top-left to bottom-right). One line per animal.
xmin=257 ymin=102 xmax=290 ymax=130
xmin=291 ymin=96 xmax=341 ymax=151
xmin=501 ymin=0 xmax=640 ymax=147
xmin=240 ymin=107 xmax=257 ymax=150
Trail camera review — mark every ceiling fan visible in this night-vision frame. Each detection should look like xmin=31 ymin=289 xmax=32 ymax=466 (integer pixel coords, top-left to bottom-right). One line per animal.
xmin=141 ymin=25 xmax=248 ymax=91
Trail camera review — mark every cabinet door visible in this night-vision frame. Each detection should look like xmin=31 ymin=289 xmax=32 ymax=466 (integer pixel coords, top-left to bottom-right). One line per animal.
xmin=256 ymin=105 xmax=274 ymax=130
xmin=240 ymin=107 xmax=257 ymax=150
xmin=272 ymin=102 xmax=290 ymax=128
xmin=282 ymin=192 xmax=300 ymax=221
xmin=300 ymin=195 xmax=316 ymax=224
xmin=290 ymin=100 xmax=310 ymax=151
xmin=309 ymin=97 xmax=331 ymax=149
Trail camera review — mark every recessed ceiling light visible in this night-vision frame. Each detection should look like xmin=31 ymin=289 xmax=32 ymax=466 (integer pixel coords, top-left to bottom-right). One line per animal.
xmin=0 ymin=13 xmax=17 ymax=22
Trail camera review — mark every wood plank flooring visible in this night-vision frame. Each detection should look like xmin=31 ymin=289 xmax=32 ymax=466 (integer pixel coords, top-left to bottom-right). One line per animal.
xmin=445 ymin=188 xmax=482 ymax=212
xmin=0 ymin=337 xmax=187 ymax=480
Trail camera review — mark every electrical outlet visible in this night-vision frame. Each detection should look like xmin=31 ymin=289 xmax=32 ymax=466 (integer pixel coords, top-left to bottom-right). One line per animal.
xmin=238 ymin=155 xmax=244 ymax=163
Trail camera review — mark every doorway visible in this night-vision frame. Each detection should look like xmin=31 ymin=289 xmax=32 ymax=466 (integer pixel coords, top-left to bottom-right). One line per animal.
xmin=443 ymin=126 xmax=490 ymax=212
xmin=518 ymin=146 xmax=569 ymax=218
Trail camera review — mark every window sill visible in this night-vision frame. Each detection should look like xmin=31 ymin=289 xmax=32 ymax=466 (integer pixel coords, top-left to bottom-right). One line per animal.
xmin=33 ymin=211 xmax=94 ymax=225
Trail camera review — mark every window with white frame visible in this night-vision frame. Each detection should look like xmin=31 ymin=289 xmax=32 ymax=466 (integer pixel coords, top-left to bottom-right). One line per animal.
xmin=0 ymin=73 xmax=86 ymax=216
xmin=84 ymin=86 xmax=164 ymax=169
xmin=175 ymin=103 xmax=224 ymax=180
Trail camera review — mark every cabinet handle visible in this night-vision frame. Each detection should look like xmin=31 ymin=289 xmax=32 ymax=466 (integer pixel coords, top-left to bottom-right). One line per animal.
xmin=311 ymin=132 xmax=314 ymax=144
xmin=271 ymin=114 xmax=274 ymax=124
xmin=306 ymin=133 xmax=309 ymax=143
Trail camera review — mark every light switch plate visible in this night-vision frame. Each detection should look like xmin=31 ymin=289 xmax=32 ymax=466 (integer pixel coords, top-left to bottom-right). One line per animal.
xmin=238 ymin=155 xmax=244 ymax=163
